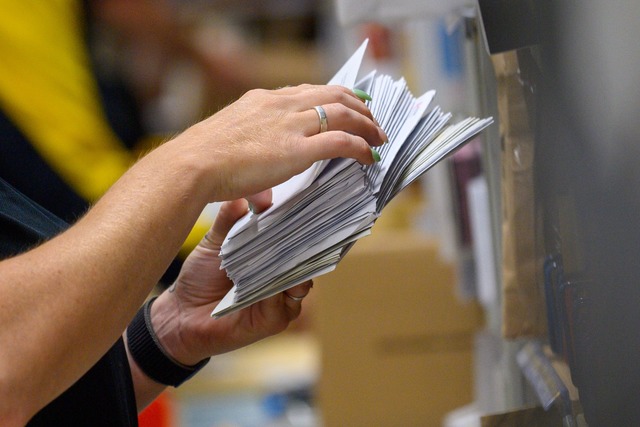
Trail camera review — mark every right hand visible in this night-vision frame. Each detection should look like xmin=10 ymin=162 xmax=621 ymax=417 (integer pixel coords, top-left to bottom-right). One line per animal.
xmin=165 ymin=84 xmax=387 ymax=203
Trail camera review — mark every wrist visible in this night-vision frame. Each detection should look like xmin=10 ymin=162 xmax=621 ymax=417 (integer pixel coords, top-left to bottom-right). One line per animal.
xmin=126 ymin=297 xmax=209 ymax=387
xmin=163 ymin=128 xmax=228 ymax=204
xmin=143 ymin=136 xmax=219 ymax=207
xmin=150 ymin=292 xmax=206 ymax=366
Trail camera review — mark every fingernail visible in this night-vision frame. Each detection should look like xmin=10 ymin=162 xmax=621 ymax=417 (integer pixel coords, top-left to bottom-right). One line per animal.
xmin=380 ymin=129 xmax=389 ymax=144
xmin=353 ymin=88 xmax=372 ymax=102
xmin=371 ymin=147 xmax=381 ymax=162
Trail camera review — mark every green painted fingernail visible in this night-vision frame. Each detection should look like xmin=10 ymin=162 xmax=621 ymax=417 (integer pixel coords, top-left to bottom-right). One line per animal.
xmin=371 ymin=147 xmax=381 ymax=162
xmin=353 ymin=88 xmax=372 ymax=102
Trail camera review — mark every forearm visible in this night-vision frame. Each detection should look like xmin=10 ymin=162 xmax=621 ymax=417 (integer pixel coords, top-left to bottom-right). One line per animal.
xmin=0 ymin=139 xmax=210 ymax=423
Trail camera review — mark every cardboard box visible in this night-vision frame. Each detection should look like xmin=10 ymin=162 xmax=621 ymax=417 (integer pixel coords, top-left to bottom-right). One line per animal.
xmin=313 ymin=231 xmax=484 ymax=427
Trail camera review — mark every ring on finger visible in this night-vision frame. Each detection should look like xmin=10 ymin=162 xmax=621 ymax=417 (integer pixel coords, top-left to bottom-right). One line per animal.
xmin=284 ymin=291 xmax=305 ymax=302
xmin=313 ymin=105 xmax=328 ymax=134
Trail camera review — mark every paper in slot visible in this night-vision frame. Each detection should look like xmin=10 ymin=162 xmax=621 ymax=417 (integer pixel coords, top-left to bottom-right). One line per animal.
xmin=212 ymin=40 xmax=493 ymax=318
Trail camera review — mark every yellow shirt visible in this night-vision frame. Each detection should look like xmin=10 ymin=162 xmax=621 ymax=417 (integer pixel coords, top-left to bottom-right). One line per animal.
xmin=0 ymin=0 xmax=208 ymax=255
xmin=0 ymin=0 xmax=132 ymax=202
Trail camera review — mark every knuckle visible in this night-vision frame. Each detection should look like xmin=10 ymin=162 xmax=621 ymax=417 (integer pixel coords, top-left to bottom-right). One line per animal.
xmin=334 ymin=87 xmax=354 ymax=104
xmin=244 ymin=88 xmax=268 ymax=99
xmin=326 ymin=102 xmax=350 ymax=121
xmin=322 ymin=85 xmax=347 ymax=102
xmin=242 ymin=88 xmax=278 ymax=109
xmin=331 ymin=132 xmax=352 ymax=149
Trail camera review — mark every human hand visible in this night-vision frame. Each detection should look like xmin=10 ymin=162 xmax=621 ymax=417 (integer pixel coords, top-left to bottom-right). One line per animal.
xmin=150 ymin=198 xmax=312 ymax=366
xmin=162 ymin=84 xmax=387 ymax=204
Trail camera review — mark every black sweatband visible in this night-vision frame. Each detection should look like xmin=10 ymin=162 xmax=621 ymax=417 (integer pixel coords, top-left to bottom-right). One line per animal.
xmin=126 ymin=297 xmax=210 ymax=387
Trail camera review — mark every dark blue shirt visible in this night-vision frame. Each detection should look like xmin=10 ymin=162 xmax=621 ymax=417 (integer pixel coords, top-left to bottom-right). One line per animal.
xmin=0 ymin=178 xmax=138 ymax=426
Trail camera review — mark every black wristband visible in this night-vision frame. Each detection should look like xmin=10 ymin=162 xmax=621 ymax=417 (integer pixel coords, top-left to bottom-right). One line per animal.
xmin=126 ymin=297 xmax=210 ymax=387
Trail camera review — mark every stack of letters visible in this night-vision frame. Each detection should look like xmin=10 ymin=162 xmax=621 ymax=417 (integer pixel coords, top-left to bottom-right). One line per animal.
xmin=212 ymin=40 xmax=493 ymax=317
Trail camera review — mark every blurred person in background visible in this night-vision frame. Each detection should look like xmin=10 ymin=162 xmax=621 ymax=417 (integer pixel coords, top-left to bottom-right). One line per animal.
xmin=0 ymin=0 xmax=263 ymax=283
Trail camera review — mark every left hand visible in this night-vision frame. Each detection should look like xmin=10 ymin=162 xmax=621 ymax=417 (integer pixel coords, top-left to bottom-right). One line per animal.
xmin=150 ymin=197 xmax=312 ymax=366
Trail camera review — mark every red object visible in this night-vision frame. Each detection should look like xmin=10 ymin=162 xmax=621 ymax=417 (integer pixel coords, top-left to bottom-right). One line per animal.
xmin=361 ymin=23 xmax=393 ymax=60
xmin=139 ymin=392 xmax=175 ymax=427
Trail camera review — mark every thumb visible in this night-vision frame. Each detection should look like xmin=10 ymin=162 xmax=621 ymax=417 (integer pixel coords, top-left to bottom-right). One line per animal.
xmin=245 ymin=189 xmax=273 ymax=214
xmin=202 ymin=199 xmax=249 ymax=248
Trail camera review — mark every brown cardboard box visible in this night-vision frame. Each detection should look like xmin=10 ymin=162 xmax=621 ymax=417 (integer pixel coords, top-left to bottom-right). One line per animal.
xmin=313 ymin=231 xmax=484 ymax=427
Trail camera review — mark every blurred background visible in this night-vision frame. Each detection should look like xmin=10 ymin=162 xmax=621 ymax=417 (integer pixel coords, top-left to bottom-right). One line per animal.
xmin=116 ymin=2 xmax=494 ymax=424
xmin=3 ymin=0 xmax=638 ymax=426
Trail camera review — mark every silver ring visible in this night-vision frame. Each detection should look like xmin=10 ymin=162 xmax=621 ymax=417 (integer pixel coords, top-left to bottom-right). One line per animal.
xmin=313 ymin=105 xmax=328 ymax=133
xmin=284 ymin=291 xmax=305 ymax=302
